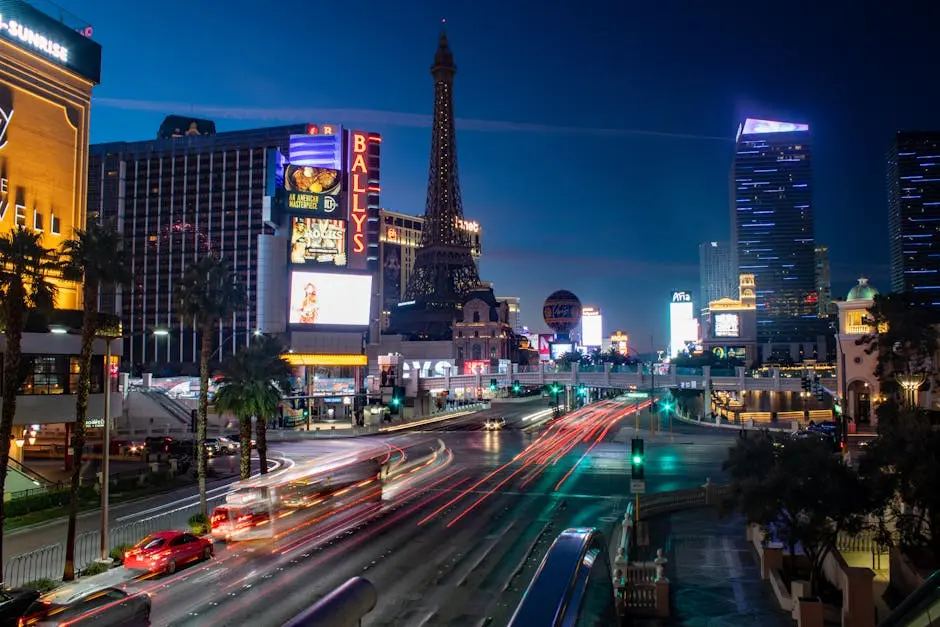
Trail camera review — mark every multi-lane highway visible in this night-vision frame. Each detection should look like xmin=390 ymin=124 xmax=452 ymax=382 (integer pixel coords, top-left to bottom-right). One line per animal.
xmin=10 ymin=397 xmax=741 ymax=625
xmin=105 ymin=398 xmax=734 ymax=626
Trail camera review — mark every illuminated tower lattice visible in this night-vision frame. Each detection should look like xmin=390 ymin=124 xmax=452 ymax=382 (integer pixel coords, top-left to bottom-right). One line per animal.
xmin=394 ymin=29 xmax=481 ymax=339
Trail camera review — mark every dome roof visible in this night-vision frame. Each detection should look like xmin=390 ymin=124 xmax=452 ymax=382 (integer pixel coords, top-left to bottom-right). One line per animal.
xmin=847 ymin=277 xmax=879 ymax=302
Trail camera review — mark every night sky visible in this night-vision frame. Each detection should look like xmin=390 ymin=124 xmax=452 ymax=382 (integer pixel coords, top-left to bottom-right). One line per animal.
xmin=71 ymin=0 xmax=939 ymax=344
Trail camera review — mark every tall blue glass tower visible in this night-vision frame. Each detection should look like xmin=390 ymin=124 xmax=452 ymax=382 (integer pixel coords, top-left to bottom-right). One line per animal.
xmin=731 ymin=118 xmax=820 ymax=344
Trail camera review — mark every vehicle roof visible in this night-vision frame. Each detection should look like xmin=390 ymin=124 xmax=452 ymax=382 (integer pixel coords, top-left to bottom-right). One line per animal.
xmin=142 ymin=530 xmax=183 ymax=541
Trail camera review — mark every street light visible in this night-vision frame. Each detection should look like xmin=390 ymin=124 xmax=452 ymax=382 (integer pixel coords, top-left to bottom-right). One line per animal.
xmin=98 ymin=325 xmax=122 ymax=562
xmin=896 ymin=372 xmax=926 ymax=407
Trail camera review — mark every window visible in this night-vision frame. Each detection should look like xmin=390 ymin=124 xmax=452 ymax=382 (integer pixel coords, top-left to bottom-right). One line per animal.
xmin=472 ymin=311 xmax=480 ymax=323
xmin=14 ymin=204 xmax=26 ymax=227
xmin=490 ymin=346 xmax=497 ymax=359
xmin=51 ymin=214 xmax=61 ymax=235
xmin=20 ymin=356 xmax=70 ymax=395
xmin=33 ymin=210 xmax=43 ymax=231
xmin=472 ymin=344 xmax=482 ymax=360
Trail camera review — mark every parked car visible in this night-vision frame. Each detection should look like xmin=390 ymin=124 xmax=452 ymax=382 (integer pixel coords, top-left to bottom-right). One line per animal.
xmin=204 ymin=437 xmax=238 ymax=456
xmin=20 ymin=585 xmax=150 ymax=626
xmin=123 ymin=531 xmax=213 ymax=574
xmin=0 ymin=587 xmax=39 ymax=627
xmin=483 ymin=416 xmax=506 ymax=431
xmin=143 ymin=436 xmax=175 ymax=454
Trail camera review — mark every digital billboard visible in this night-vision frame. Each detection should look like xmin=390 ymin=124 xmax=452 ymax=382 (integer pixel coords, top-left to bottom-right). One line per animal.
xmin=289 ymin=217 xmax=346 ymax=266
xmin=550 ymin=343 xmax=574 ymax=360
xmin=714 ymin=313 xmax=740 ymax=338
xmin=288 ymin=271 xmax=372 ymax=327
xmin=463 ymin=360 xmax=489 ymax=375
xmin=0 ymin=0 xmax=102 ymax=83
xmin=283 ymin=165 xmax=342 ymax=214
xmin=581 ymin=307 xmax=603 ymax=347
xmin=669 ymin=291 xmax=696 ymax=357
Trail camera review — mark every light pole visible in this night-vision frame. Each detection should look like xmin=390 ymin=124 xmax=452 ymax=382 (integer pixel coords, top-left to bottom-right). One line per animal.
xmin=896 ymin=372 xmax=926 ymax=407
xmin=98 ymin=326 xmax=122 ymax=561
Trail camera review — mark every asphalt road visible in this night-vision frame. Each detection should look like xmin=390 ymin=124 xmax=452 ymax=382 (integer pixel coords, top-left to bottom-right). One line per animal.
xmin=115 ymin=398 xmax=735 ymax=626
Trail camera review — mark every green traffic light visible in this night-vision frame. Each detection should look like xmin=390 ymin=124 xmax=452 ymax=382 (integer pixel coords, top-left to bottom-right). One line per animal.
xmin=391 ymin=398 xmax=401 ymax=407
xmin=632 ymin=455 xmax=643 ymax=465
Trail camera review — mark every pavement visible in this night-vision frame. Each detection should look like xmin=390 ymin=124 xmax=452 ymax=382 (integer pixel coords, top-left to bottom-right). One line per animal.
xmin=640 ymin=508 xmax=792 ymax=627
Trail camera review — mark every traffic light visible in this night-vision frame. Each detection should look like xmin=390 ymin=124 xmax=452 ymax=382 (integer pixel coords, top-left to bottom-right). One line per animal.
xmin=550 ymin=382 xmax=560 ymax=395
xmin=661 ymin=400 xmax=674 ymax=413
xmin=390 ymin=386 xmax=405 ymax=413
xmin=631 ymin=438 xmax=645 ymax=479
xmin=512 ymin=380 xmax=521 ymax=393
xmin=577 ymin=384 xmax=587 ymax=397
xmin=490 ymin=378 xmax=498 ymax=391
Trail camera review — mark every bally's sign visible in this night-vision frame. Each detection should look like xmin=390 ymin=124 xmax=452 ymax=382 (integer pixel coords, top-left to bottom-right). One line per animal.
xmin=401 ymin=360 xmax=456 ymax=379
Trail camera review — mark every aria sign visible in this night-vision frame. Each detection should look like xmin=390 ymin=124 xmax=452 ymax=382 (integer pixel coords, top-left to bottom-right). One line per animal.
xmin=671 ymin=291 xmax=692 ymax=303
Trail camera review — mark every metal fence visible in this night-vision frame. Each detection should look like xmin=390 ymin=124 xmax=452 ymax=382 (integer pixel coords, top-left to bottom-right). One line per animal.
xmin=3 ymin=501 xmax=203 ymax=587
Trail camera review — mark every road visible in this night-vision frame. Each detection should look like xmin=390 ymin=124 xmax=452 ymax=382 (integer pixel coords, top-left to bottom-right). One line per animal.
xmin=113 ymin=399 xmax=734 ymax=626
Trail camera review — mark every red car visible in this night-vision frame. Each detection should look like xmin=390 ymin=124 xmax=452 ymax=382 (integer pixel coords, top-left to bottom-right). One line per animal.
xmin=123 ymin=531 xmax=213 ymax=574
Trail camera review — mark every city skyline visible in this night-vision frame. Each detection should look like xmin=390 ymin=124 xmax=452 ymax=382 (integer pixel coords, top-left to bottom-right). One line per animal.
xmin=74 ymin=0 xmax=938 ymax=340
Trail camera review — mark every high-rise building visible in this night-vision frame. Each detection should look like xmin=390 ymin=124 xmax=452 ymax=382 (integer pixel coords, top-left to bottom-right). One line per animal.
xmin=888 ymin=131 xmax=940 ymax=302
xmin=815 ymin=245 xmax=833 ymax=315
xmin=732 ymin=118 xmax=820 ymax=346
xmin=497 ymin=296 xmax=522 ymax=335
xmin=379 ymin=208 xmax=481 ymax=330
xmin=392 ymin=30 xmax=481 ymax=340
xmin=89 ymin=121 xmax=381 ymax=369
xmin=699 ymin=242 xmax=735 ymax=313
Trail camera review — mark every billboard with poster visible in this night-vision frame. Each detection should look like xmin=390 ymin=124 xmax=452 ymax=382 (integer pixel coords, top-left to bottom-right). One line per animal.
xmin=714 ymin=313 xmax=740 ymax=338
xmin=283 ymin=165 xmax=342 ymax=214
xmin=289 ymin=217 xmax=346 ymax=266
xmin=538 ymin=334 xmax=553 ymax=361
xmin=463 ymin=360 xmax=489 ymax=375
xmin=550 ymin=343 xmax=573 ymax=360
xmin=288 ymin=270 xmax=372 ymax=326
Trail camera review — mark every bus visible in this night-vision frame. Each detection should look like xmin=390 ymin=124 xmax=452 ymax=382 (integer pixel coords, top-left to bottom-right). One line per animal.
xmin=210 ymin=455 xmax=384 ymax=542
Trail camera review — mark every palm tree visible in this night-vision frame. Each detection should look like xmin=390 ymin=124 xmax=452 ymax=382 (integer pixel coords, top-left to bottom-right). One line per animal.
xmin=175 ymin=257 xmax=245 ymax=514
xmin=214 ymin=339 xmax=289 ymax=479
xmin=60 ymin=222 xmax=131 ymax=581
xmin=0 ymin=228 xmax=56 ymax=583
xmin=248 ymin=336 xmax=292 ymax=475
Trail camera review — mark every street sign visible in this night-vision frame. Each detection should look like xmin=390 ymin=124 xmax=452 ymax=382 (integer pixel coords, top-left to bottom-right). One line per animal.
xmin=630 ymin=479 xmax=646 ymax=494
xmin=626 ymin=392 xmax=649 ymax=399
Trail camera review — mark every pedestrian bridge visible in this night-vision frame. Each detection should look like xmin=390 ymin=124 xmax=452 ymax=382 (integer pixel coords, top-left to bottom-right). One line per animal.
xmin=415 ymin=364 xmax=837 ymax=395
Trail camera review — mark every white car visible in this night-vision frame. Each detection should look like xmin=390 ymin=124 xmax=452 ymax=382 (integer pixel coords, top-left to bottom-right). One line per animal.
xmin=483 ymin=417 xmax=506 ymax=431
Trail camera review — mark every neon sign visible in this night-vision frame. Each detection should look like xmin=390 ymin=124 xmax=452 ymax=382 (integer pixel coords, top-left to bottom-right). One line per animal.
xmin=0 ymin=12 xmax=69 ymax=62
xmin=348 ymin=132 xmax=369 ymax=268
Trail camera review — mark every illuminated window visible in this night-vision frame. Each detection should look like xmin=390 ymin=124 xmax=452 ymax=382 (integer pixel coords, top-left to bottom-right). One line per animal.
xmin=33 ymin=211 xmax=43 ymax=231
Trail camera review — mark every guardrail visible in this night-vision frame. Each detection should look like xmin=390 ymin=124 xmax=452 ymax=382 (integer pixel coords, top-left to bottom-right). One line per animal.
xmin=3 ymin=502 xmax=202 ymax=587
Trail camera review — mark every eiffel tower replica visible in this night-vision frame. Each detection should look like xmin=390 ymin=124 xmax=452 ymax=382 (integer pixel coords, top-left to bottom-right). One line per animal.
xmin=391 ymin=29 xmax=482 ymax=340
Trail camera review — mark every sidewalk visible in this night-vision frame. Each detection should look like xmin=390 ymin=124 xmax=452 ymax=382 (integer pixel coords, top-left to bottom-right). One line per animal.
xmin=641 ymin=508 xmax=791 ymax=626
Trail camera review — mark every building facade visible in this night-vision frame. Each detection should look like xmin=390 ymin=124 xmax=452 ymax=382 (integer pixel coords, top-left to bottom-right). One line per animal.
xmin=815 ymin=245 xmax=834 ymax=315
xmin=452 ymin=288 xmax=514 ymax=367
xmin=888 ymin=131 xmax=940 ymax=302
xmin=698 ymin=241 xmax=735 ymax=313
xmin=702 ymin=274 xmax=758 ymax=367
xmin=378 ymin=208 xmax=481 ymax=331
xmin=497 ymin=296 xmax=522 ymax=335
xmin=835 ymin=278 xmax=882 ymax=427
xmin=0 ymin=1 xmax=122 ymax=483
xmin=732 ymin=118 xmax=822 ymax=349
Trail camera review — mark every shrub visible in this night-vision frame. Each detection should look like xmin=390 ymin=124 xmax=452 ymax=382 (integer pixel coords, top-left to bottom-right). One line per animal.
xmin=79 ymin=561 xmax=111 ymax=577
xmin=109 ymin=544 xmax=132 ymax=563
xmin=22 ymin=578 xmax=58 ymax=593
xmin=188 ymin=513 xmax=210 ymax=536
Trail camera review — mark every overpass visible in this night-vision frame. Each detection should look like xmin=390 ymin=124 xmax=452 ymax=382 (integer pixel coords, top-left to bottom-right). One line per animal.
xmin=415 ymin=364 xmax=837 ymax=401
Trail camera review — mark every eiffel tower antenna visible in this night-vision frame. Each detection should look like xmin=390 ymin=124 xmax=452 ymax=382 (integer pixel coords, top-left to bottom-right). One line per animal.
xmin=392 ymin=29 xmax=481 ymax=339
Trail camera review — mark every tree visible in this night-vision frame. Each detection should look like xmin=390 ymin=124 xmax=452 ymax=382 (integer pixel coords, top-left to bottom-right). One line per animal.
xmin=0 ymin=228 xmax=56 ymax=583
xmin=246 ymin=335 xmax=291 ymax=475
xmin=858 ymin=405 xmax=940 ymax=569
xmin=856 ymin=292 xmax=940 ymax=396
xmin=723 ymin=432 xmax=880 ymax=594
xmin=214 ymin=339 xmax=289 ymax=479
xmin=59 ymin=222 xmax=131 ymax=581
xmin=175 ymin=257 xmax=246 ymax=515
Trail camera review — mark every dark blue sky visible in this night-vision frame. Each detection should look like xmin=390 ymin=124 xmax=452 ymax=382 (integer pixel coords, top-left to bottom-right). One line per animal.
xmin=72 ymin=0 xmax=939 ymax=343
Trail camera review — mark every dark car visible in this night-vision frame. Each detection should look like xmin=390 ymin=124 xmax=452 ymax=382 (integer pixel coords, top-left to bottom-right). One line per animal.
xmin=21 ymin=585 xmax=150 ymax=626
xmin=143 ymin=436 xmax=175 ymax=454
xmin=0 ymin=588 xmax=40 ymax=626
xmin=792 ymin=428 xmax=842 ymax=453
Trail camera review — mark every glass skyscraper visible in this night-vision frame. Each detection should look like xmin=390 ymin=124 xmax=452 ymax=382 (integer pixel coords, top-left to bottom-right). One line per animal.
xmin=699 ymin=241 xmax=736 ymax=311
xmin=731 ymin=118 xmax=819 ymax=344
xmin=888 ymin=131 xmax=940 ymax=303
